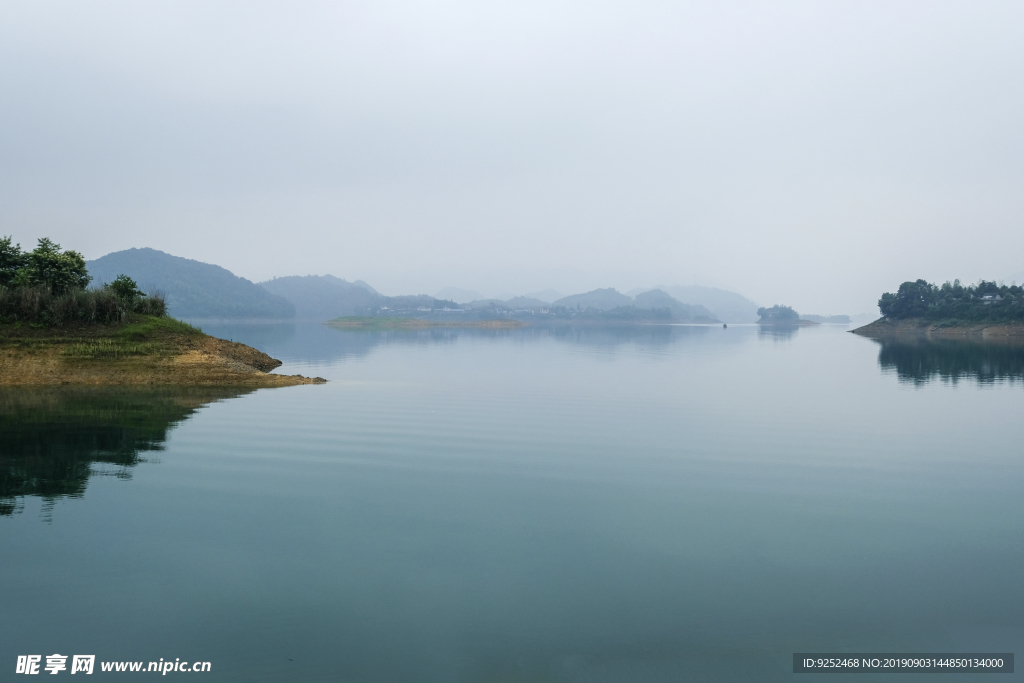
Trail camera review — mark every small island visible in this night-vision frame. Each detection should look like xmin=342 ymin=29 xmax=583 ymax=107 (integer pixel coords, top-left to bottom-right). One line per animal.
xmin=0 ymin=237 xmax=324 ymax=386
xmin=853 ymin=279 xmax=1024 ymax=338
xmin=327 ymin=316 xmax=528 ymax=329
xmin=756 ymin=305 xmax=818 ymax=326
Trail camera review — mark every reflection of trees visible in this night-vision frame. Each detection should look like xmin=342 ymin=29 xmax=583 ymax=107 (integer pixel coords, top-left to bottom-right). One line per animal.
xmin=875 ymin=339 xmax=1024 ymax=386
xmin=0 ymin=387 xmax=254 ymax=516
xmin=757 ymin=325 xmax=798 ymax=341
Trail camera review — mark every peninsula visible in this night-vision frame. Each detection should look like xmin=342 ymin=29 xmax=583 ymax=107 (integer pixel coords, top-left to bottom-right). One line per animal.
xmin=852 ymin=279 xmax=1024 ymax=339
xmin=0 ymin=316 xmax=325 ymax=386
xmin=0 ymin=237 xmax=323 ymax=386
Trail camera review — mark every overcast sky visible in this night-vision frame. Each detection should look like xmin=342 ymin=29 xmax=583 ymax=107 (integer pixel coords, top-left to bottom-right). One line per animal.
xmin=2 ymin=1 xmax=1022 ymax=313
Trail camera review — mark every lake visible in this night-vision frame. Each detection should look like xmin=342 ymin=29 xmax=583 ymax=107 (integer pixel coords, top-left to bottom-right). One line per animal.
xmin=2 ymin=322 xmax=1022 ymax=681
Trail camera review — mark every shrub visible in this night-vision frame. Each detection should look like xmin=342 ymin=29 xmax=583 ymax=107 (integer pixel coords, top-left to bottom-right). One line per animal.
xmin=0 ymin=236 xmax=167 ymax=327
xmin=0 ymin=285 xmax=166 ymax=326
xmin=107 ymin=274 xmax=146 ymax=299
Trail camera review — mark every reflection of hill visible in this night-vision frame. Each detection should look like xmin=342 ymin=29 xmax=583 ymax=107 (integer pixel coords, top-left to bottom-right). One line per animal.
xmin=874 ymin=338 xmax=1024 ymax=386
xmin=0 ymin=387 xmax=254 ymax=516
xmin=541 ymin=323 xmax=718 ymax=350
xmin=188 ymin=321 xmax=751 ymax=366
xmin=192 ymin=322 xmax=397 ymax=364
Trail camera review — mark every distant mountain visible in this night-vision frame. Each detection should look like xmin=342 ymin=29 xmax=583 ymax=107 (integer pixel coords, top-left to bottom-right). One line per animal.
xmin=261 ymin=275 xmax=382 ymax=320
xmin=461 ymin=288 xmax=718 ymax=323
xmin=633 ymin=289 xmax=717 ymax=322
xmin=385 ymin=294 xmax=460 ymax=310
xmin=801 ymin=314 xmax=851 ymax=324
xmin=262 ymin=275 xmax=459 ymax=320
xmin=87 ymin=248 xmax=295 ymax=319
xmin=660 ymin=285 xmax=759 ymax=323
xmin=553 ymin=288 xmax=633 ymax=311
xmin=465 ymin=296 xmax=549 ymax=310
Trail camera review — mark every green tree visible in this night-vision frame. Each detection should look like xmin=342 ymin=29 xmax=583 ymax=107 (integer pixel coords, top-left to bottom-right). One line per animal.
xmin=15 ymin=238 xmax=91 ymax=294
xmin=107 ymin=274 xmax=145 ymax=299
xmin=0 ymin=236 xmax=27 ymax=287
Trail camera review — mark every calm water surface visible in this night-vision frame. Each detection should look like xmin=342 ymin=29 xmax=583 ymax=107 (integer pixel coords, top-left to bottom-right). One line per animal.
xmin=2 ymin=323 xmax=1022 ymax=681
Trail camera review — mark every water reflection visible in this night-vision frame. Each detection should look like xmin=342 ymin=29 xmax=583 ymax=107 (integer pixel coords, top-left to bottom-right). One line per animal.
xmin=756 ymin=323 xmax=801 ymax=341
xmin=874 ymin=338 xmax=1024 ymax=386
xmin=193 ymin=320 xmax=745 ymax=365
xmin=0 ymin=387 xmax=255 ymax=517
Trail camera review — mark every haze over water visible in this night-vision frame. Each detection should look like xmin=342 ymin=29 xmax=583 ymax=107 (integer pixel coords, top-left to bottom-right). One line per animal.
xmin=2 ymin=323 xmax=1022 ymax=681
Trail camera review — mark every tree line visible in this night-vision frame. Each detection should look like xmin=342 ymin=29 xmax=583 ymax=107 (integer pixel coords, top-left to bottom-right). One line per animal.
xmin=879 ymin=279 xmax=1024 ymax=322
xmin=0 ymin=237 xmax=164 ymax=326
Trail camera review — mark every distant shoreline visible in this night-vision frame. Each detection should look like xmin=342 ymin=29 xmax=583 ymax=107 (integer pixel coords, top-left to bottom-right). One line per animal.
xmin=851 ymin=318 xmax=1024 ymax=339
xmin=326 ymin=317 xmax=528 ymax=329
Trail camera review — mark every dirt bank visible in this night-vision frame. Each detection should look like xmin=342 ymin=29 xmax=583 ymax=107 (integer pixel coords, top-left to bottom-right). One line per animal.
xmin=0 ymin=316 xmax=326 ymax=386
xmin=851 ymin=318 xmax=1024 ymax=339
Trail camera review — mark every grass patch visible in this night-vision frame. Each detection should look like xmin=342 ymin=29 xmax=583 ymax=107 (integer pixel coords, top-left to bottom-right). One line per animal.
xmin=117 ymin=316 xmax=202 ymax=341
xmin=62 ymin=339 xmax=164 ymax=360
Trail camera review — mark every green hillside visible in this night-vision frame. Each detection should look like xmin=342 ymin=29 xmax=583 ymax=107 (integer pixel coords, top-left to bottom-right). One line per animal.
xmin=88 ymin=248 xmax=294 ymax=319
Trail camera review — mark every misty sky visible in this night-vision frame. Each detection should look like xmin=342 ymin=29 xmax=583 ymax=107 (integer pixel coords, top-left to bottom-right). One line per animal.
xmin=2 ymin=1 xmax=1022 ymax=313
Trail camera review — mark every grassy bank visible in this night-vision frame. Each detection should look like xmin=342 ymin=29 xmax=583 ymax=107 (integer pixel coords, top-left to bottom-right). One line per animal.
xmin=0 ymin=314 xmax=325 ymax=386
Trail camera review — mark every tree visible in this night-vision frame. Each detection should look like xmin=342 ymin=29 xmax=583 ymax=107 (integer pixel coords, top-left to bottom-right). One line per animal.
xmin=0 ymin=236 xmax=27 ymax=287
xmin=15 ymin=238 xmax=91 ymax=294
xmin=878 ymin=279 xmax=935 ymax=318
xmin=107 ymin=274 xmax=145 ymax=299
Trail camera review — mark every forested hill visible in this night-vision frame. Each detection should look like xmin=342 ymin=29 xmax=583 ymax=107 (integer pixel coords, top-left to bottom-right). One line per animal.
xmin=260 ymin=275 xmax=381 ymax=319
xmin=879 ymin=279 xmax=1024 ymax=322
xmin=87 ymin=248 xmax=295 ymax=319
xmin=260 ymin=274 xmax=459 ymax=320
xmin=661 ymin=285 xmax=760 ymax=323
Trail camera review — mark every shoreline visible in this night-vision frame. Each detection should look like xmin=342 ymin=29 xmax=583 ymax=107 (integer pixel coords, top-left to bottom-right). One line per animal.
xmin=0 ymin=316 xmax=326 ymax=386
xmin=851 ymin=318 xmax=1024 ymax=339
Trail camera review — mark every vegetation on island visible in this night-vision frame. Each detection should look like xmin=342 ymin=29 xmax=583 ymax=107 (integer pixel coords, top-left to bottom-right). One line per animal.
xmin=878 ymin=279 xmax=1024 ymax=323
xmin=1 ymin=238 xmax=322 ymax=386
xmin=1 ymin=237 xmax=165 ymax=326
xmin=757 ymin=305 xmax=799 ymax=322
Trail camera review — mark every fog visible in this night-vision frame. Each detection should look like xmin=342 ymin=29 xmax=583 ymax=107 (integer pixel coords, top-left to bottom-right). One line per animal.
xmin=2 ymin=1 xmax=1022 ymax=314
